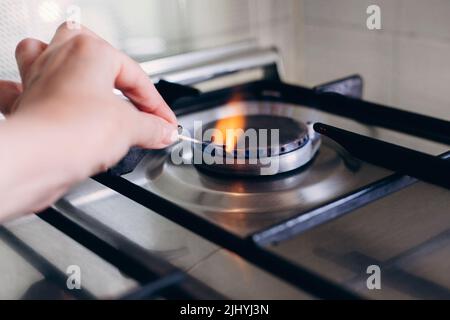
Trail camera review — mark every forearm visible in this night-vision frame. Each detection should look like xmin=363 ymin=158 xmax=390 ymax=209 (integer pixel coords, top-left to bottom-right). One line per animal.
xmin=0 ymin=113 xmax=85 ymax=222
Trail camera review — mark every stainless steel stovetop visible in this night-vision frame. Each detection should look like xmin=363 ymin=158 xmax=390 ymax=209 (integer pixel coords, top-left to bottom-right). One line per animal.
xmin=124 ymin=100 xmax=392 ymax=238
xmin=2 ymin=43 xmax=449 ymax=300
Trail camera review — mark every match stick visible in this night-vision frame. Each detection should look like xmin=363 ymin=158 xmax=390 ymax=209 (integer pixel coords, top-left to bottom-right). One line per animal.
xmin=177 ymin=135 xmax=205 ymax=145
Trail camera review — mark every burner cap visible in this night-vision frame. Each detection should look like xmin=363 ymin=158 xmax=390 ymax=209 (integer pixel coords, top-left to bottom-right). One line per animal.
xmin=193 ymin=115 xmax=321 ymax=176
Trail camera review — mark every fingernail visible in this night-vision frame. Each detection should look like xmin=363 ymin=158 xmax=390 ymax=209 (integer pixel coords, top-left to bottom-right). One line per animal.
xmin=164 ymin=126 xmax=179 ymax=145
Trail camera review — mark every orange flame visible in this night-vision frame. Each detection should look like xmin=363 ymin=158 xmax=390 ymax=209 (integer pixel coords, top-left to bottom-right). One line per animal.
xmin=213 ymin=116 xmax=245 ymax=152
xmin=213 ymin=95 xmax=246 ymax=152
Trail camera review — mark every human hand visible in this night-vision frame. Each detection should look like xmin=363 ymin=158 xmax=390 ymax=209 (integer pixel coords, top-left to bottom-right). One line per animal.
xmin=0 ymin=23 xmax=178 ymax=219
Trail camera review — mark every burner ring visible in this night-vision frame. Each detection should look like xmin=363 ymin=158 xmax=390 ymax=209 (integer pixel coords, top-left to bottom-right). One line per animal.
xmin=192 ymin=115 xmax=321 ymax=176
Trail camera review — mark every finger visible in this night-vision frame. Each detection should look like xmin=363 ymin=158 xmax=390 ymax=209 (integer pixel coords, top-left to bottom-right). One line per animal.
xmin=49 ymin=22 xmax=85 ymax=46
xmin=114 ymin=52 xmax=177 ymax=125
xmin=0 ymin=80 xmax=22 ymax=114
xmin=51 ymin=23 xmax=177 ymax=125
xmin=15 ymin=38 xmax=48 ymax=86
xmin=129 ymin=109 xmax=178 ymax=149
xmin=50 ymin=22 xmax=102 ymax=47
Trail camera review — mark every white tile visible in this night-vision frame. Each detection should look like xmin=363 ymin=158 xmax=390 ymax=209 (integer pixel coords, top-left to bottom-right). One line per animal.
xmin=249 ymin=0 xmax=298 ymax=25
xmin=184 ymin=0 xmax=252 ymax=38
xmin=251 ymin=17 xmax=304 ymax=84
xmin=398 ymin=0 xmax=450 ymax=41
xmin=304 ymin=0 xmax=398 ymax=31
xmin=394 ymin=37 xmax=450 ymax=120
xmin=302 ymin=24 xmax=395 ymax=105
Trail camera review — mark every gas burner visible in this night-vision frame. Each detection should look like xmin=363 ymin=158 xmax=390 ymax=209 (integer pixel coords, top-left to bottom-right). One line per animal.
xmin=192 ymin=115 xmax=321 ymax=176
xmin=128 ymin=100 xmax=395 ymax=239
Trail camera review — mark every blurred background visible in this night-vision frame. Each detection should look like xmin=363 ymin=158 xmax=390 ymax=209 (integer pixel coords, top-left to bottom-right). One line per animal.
xmin=0 ymin=0 xmax=449 ymax=119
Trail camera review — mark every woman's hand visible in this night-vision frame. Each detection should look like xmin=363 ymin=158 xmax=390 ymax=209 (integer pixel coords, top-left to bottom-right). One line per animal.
xmin=0 ymin=23 xmax=178 ymax=221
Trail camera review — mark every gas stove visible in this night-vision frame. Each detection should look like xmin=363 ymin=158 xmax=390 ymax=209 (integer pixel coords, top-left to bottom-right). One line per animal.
xmin=2 ymin=43 xmax=450 ymax=300
xmin=125 ymin=97 xmax=394 ymax=239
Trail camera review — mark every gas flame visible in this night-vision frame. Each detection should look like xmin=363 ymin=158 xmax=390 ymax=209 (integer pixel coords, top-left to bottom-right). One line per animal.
xmin=213 ymin=95 xmax=246 ymax=153
xmin=213 ymin=116 xmax=245 ymax=153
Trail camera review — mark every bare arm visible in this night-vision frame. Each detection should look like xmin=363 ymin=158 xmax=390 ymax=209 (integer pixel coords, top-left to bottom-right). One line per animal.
xmin=0 ymin=24 xmax=178 ymax=222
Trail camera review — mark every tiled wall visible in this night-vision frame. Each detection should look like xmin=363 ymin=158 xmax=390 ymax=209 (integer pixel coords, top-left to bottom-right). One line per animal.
xmin=0 ymin=0 xmax=303 ymax=81
xmin=1 ymin=0 xmax=448 ymax=120
xmin=301 ymin=0 xmax=450 ymax=120
xmin=248 ymin=0 xmax=304 ymax=84
xmin=168 ymin=0 xmax=450 ymax=120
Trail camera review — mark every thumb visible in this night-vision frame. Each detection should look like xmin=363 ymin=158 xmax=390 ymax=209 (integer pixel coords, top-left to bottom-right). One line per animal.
xmin=131 ymin=110 xmax=178 ymax=149
xmin=0 ymin=80 xmax=22 ymax=115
